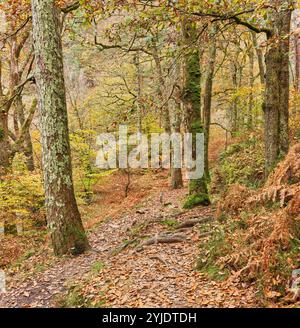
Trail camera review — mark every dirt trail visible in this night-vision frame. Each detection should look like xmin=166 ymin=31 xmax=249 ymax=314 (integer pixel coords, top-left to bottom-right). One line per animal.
xmin=0 ymin=173 xmax=258 ymax=308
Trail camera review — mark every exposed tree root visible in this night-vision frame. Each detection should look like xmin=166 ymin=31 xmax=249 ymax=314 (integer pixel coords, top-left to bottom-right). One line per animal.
xmin=109 ymin=238 xmax=138 ymax=256
xmin=142 ymin=233 xmax=187 ymax=246
xmin=176 ymin=217 xmax=213 ymax=229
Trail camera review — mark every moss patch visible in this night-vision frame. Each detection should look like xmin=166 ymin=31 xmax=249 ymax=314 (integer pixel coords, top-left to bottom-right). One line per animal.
xmin=183 ymin=193 xmax=210 ymax=209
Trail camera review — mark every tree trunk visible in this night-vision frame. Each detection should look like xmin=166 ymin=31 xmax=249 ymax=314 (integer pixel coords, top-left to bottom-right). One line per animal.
xmin=152 ymin=37 xmax=181 ymax=188
xmin=0 ymin=108 xmax=12 ymax=174
xmin=248 ymin=44 xmax=254 ymax=129
xmin=134 ymin=52 xmax=143 ymax=133
xmin=292 ymin=9 xmax=300 ymax=93
xmin=293 ymin=11 xmax=300 ymax=116
xmin=264 ymin=44 xmax=281 ymax=174
xmin=295 ymin=34 xmax=300 ymax=91
xmin=170 ymin=84 xmax=183 ymax=189
xmin=264 ymin=3 xmax=291 ymax=175
xmin=31 ymin=0 xmax=89 ymax=256
xmin=251 ymin=32 xmax=265 ymax=85
xmin=203 ymin=26 xmax=217 ymax=180
xmin=152 ymin=41 xmax=171 ymax=134
xmin=8 ymin=34 xmax=35 ymax=171
xmin=15 ymin=96 xmax=35 ymax=171
xmin=230 ymin=59 xmax=239 ymax=133
xmin=0 ymin=58 xmax=12 ymax=175
xmin=279 ymin=8 xmax=291 ymax=156
xmin=182 ymin=19 xmax=210 ymax=209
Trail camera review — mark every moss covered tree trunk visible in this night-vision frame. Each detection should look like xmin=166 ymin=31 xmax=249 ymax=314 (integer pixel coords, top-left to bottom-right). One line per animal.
xmin=278 ymin=8 xmax=291 ymax=156
xmin=182 ymin=19 xmax=210 ymax=209
xmin=264 ymin=43 xmax=280 ymax=174
xmin=264 ymin=2 xmax=292 ymax=175
xmin=203 ymin=25 xmax=217 ymax=180
xmin=31 ymin=0 xmax=90 ymax=256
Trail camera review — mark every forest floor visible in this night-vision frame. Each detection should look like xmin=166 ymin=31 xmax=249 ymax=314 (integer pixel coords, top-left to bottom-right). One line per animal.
xmin=0 ymin=170 xmax=260 ymax=308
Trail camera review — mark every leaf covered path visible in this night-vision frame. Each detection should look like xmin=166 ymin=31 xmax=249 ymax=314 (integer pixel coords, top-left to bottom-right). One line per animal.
xmin=0 ymin=172 xmax=258 ymax=308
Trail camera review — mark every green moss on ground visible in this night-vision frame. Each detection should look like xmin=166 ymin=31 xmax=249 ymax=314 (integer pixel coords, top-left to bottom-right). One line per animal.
xmin=183 ymin=193 xmax=210 ymax=209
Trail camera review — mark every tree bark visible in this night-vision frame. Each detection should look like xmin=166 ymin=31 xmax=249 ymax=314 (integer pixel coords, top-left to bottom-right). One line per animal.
xmin=203 ymin=26 xmax=217 ymax=180
xmin=230 ymin=56 xmax=239 ymax=133
xmin=10 ymin=35 xmax=35 ymax=170
xmin=251 ymin=32 xmax=265 ymax=85
xmin=152 ymin=38 xmax=183 ymax=188
xmin=14 ymin=96 xmax=35 ymax=171
xmin=264 ymin=3 xmax=292 ymax=175
xmin=152 ymin=41 xmax=171 ymax=134
xmin=248 ymin=43 xmax=254 ymax=129
xmin=293 ymin=10 xmax=300 ymax=116
xmin=0 ymin=109 xmax=12 ymax=174
xmin=182 ymin=19 xmax=210 ymax=208
xmin=170 ymin=84 xmax=183 ymax=189
xmin=264 ymin=43 xmax=281 ymax=173
xmin=0 ymin=32 xmax=35 ymax=172
xmin=31 ymin=0 xmax=89 ymax=256
xmin=294 ymin=34 xmax=300 ymax=91
xmin=0 ymin=57 xmax=13 ymax=174
xmin=279 ymin=8 xmax=291 ymax=156
xmin=134 ymin=52 xmax=143 ymax=133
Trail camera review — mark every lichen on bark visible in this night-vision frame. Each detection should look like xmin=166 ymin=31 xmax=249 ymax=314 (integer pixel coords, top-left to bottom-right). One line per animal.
xmin=31 ymin=0 xmax=89 ymax=256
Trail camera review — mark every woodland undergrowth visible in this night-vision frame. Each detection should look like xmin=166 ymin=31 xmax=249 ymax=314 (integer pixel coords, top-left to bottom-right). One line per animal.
xmin=203 ymin=137 xmax=300 ymax=305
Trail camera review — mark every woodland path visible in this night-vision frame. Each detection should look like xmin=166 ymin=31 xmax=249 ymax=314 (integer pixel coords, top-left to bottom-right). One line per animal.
xmin=0 ymin=173 xmax=258 ymax=308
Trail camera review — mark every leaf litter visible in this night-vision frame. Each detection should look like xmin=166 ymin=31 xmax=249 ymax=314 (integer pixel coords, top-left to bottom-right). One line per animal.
xmin=0 ymin=171 xmax=258 ymax=308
